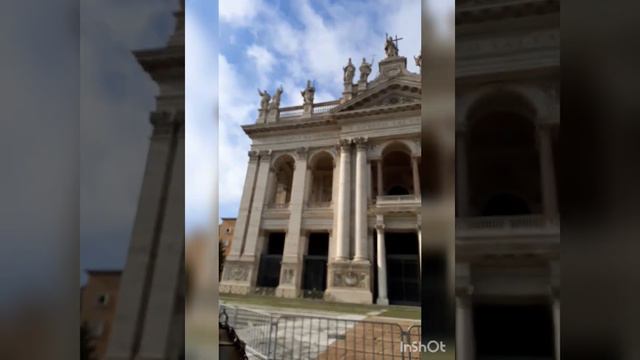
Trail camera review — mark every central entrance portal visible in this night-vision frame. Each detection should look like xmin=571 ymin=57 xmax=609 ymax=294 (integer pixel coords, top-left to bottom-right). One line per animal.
xmin=474 ymin=303 xmax=554 ymax=360
xmin=256 ymin=232 xmax=285 ymax=288
xmin=385 ymin=232 xmax=420 ymax=306
xmin=302 ymin=232 xmax=329 ymax=298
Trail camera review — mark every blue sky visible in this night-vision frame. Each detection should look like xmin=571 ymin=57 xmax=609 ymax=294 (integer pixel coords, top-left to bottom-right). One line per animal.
xmin=186 ymin=0 xmax=218 ymax=235
xmin=215 ymin=0 xmax=421 ymax=221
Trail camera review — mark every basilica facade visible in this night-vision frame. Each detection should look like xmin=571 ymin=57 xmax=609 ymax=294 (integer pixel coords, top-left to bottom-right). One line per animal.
xmin=455 ymin=0 xmax=560 ymax=359
xmin=220 ymin=37 xmax=422 ymax=306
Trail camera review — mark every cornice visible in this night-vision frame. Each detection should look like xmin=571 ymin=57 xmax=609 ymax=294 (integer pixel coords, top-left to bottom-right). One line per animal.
xmin=243 ymin=102 xmax=420 ymax=137
xmin=456 ymin=0 xmax=560 ymax=25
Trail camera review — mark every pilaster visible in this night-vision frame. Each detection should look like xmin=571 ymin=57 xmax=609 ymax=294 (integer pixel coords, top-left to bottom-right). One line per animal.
xmin=227 ymin=150 xmax=260 ymax=259
xmin=276 ymin=147 xmax=308 ymax=298
xmin=537 ymin=124 xmax=558 ymax=219
xmin=220 ymin=150 xmax=272 ymax=295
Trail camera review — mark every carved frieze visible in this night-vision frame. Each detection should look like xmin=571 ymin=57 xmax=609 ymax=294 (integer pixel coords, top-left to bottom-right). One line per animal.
xmin=333 ymin=270 xmax=368 ymax=288
xmin=281 ymin=267 xmax=295 ymax=285
xmin=457 ymin=30 xmax=559 ymax=59
xmin=223 ymin=263 xmax=250 ymax=282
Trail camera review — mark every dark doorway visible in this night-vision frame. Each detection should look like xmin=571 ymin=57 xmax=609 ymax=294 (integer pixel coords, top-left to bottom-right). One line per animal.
xmin=482 ymin=192 xmax=531 ymax=216
xmin=256 ymin=232 xmax=285 ymax=288
xmin=385 ymin=232 xmax=420 ymax=306
xmin=302 ymin=233 xmax=329 ymax=298
xmin=473 ymin=303 xmax=554 ymax=359
xmin=387 ymin=185 xmax=410 ymax=195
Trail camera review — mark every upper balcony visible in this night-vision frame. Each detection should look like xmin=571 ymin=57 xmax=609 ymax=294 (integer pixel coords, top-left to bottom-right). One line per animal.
xmin=375 ymin=194 xmax=421 ymax=211
xmin=456 ymin=214 xmax=559 ymax=260
xmin=456 ymin=215 xmax=559 ymax=237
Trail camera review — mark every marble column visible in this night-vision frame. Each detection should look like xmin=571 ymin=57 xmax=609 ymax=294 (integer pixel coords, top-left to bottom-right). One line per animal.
xmin=242 ymin=150 xmax=273 ymax=260
xmin=456 ymin=131 xmax=471 ymax=217
xmin=375 ymin=223 xmax=388 ymax=305
xmin=417 ymin=224 xmax=422 ymax=272
xmin=538 ymin=125 xmax=558 ymax=219
xmin=411 ymin=155 xmax=421 ymax=198
xmin=265 ymin=167 xmax=277 ymax=207
xmin=376 ymin=159 xmax=383 ymax=198
xmin=229 ymin=151 xmax=260 ymax=258
xmin=552 ymin=290 xmax=560 ymax=360
xmin=367 ymin=161 xmax=373 ymax=203
xmin=354 ymin=137 xmax=369 ymax=262
xmin=335 ymin=139 xmax=352 ymax=261
xmin=456 ymin=293 xmax=475 ymax=360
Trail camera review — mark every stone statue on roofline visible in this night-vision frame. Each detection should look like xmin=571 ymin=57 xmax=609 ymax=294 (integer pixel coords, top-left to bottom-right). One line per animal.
xmin=343 ymin=58 xmax=356 ymax=84
xmin=269 ymin=86 xmax=283 ymax=111
xmin=301 ymin=80 xmax=315 ymax=105
xmin=257 ymin=89 xmax=271 ymax=112
xmin=384 ymin=33 xmax=399 ymax=58
xmin=359 ymin=57 xmax=372 ymax=82
xmin=414 ymin=51 xmax=422 ymax=68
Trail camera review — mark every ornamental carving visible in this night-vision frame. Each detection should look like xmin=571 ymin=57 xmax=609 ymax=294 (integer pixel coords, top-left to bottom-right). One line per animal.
xmin=281 ymin=267 xmax=295 ymax=284
xmin=224 ymin=264 xmax=249 ymax=282
xmin=248 ymin=150 xmax=260 ymax=161
xmin=353 ymin=136 xmax=369 ymax=150
xmin=333 ymin=270 xmax=368 ymax=288
xmin=338 ymin=138 xmax=352 ymax=149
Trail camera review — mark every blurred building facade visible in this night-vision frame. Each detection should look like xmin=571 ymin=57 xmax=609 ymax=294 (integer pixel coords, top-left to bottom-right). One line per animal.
xmin=81 ymin=270 xmax=122 ymax=360
xmin=220 ymin=37 xmax=422 ymax=306
xmin=455 ymin=0 xmax=560 ymax=359
xmin=219 ymin=217 xmax=236 ymax=256
xmin=105 ymin=1 xmax=185 ymax=359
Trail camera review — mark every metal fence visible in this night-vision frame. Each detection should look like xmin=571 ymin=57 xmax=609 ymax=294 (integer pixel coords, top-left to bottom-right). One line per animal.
xmin=220 ymin=304 xmax=422 ymax=360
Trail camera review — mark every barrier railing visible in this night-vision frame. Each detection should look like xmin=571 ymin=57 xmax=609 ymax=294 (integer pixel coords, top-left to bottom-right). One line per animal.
xmin=219 ymin=304 xmax=422 ymax=359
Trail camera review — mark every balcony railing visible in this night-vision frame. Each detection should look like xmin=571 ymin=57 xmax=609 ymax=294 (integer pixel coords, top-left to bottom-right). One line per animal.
xmin=312 ymin=100 xmax=340 ymax=114
xmin=375 ymin=194 xmax=420 ymax=206
xmin=456 ymin=215 xmax=559 ymax=233
xmin=279 ymin=106 xmax=304 ymax=119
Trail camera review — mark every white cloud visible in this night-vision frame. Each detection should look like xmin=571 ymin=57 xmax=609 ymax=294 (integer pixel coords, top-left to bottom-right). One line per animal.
xmin=217 ymin=55 xmax=255 ymax=215
xmin=246 ymin=44 xmax=277 ymax=88
xmin=219 ymin=0 xmax=262 ymax=25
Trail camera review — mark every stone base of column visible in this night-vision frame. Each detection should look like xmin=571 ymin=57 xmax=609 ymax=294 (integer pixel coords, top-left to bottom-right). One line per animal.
xmin=219 ymin=258 xmax=256 ymax=295
xmin=324 ymin=261 xmax=373 ymax=304
xmin=275 ymin=261 xmax=302 ymax=298
xmin=376 ymin=297 xmax=389 ymax=306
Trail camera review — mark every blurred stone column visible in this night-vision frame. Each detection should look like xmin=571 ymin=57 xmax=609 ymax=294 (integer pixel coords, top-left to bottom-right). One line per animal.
xmin=228 ymin=151 xmax=260 ymax=258
xmin=411 ymin=155 xmax=421 ymax=198
xmin=241 ymin=150 xmax=272 ymax=260
xmin=537 ymin=125 xmax=558 ymax=219
xmin=376 ymin=160 xmax=383 ymax=197
xmin=456 ymin=290 xmax=475 ymax=360
xmin=456 ymin=130 xmax=470 ymax=217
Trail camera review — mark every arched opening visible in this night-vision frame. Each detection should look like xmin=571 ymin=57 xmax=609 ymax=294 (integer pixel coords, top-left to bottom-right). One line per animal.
xmin=467 ymin=93 xmax=541 ymax=216
xmin=270 ymin=155 xmax=295 ymax=206
xmin=308 ymin=152 xmax=334 ymax=205
xmin=382 ymin=143 xmax=414 ymax=196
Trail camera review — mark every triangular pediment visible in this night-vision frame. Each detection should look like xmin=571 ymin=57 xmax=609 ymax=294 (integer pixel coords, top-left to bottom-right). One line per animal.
xmin=331 ymin=77 xmax=421 ymax=113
